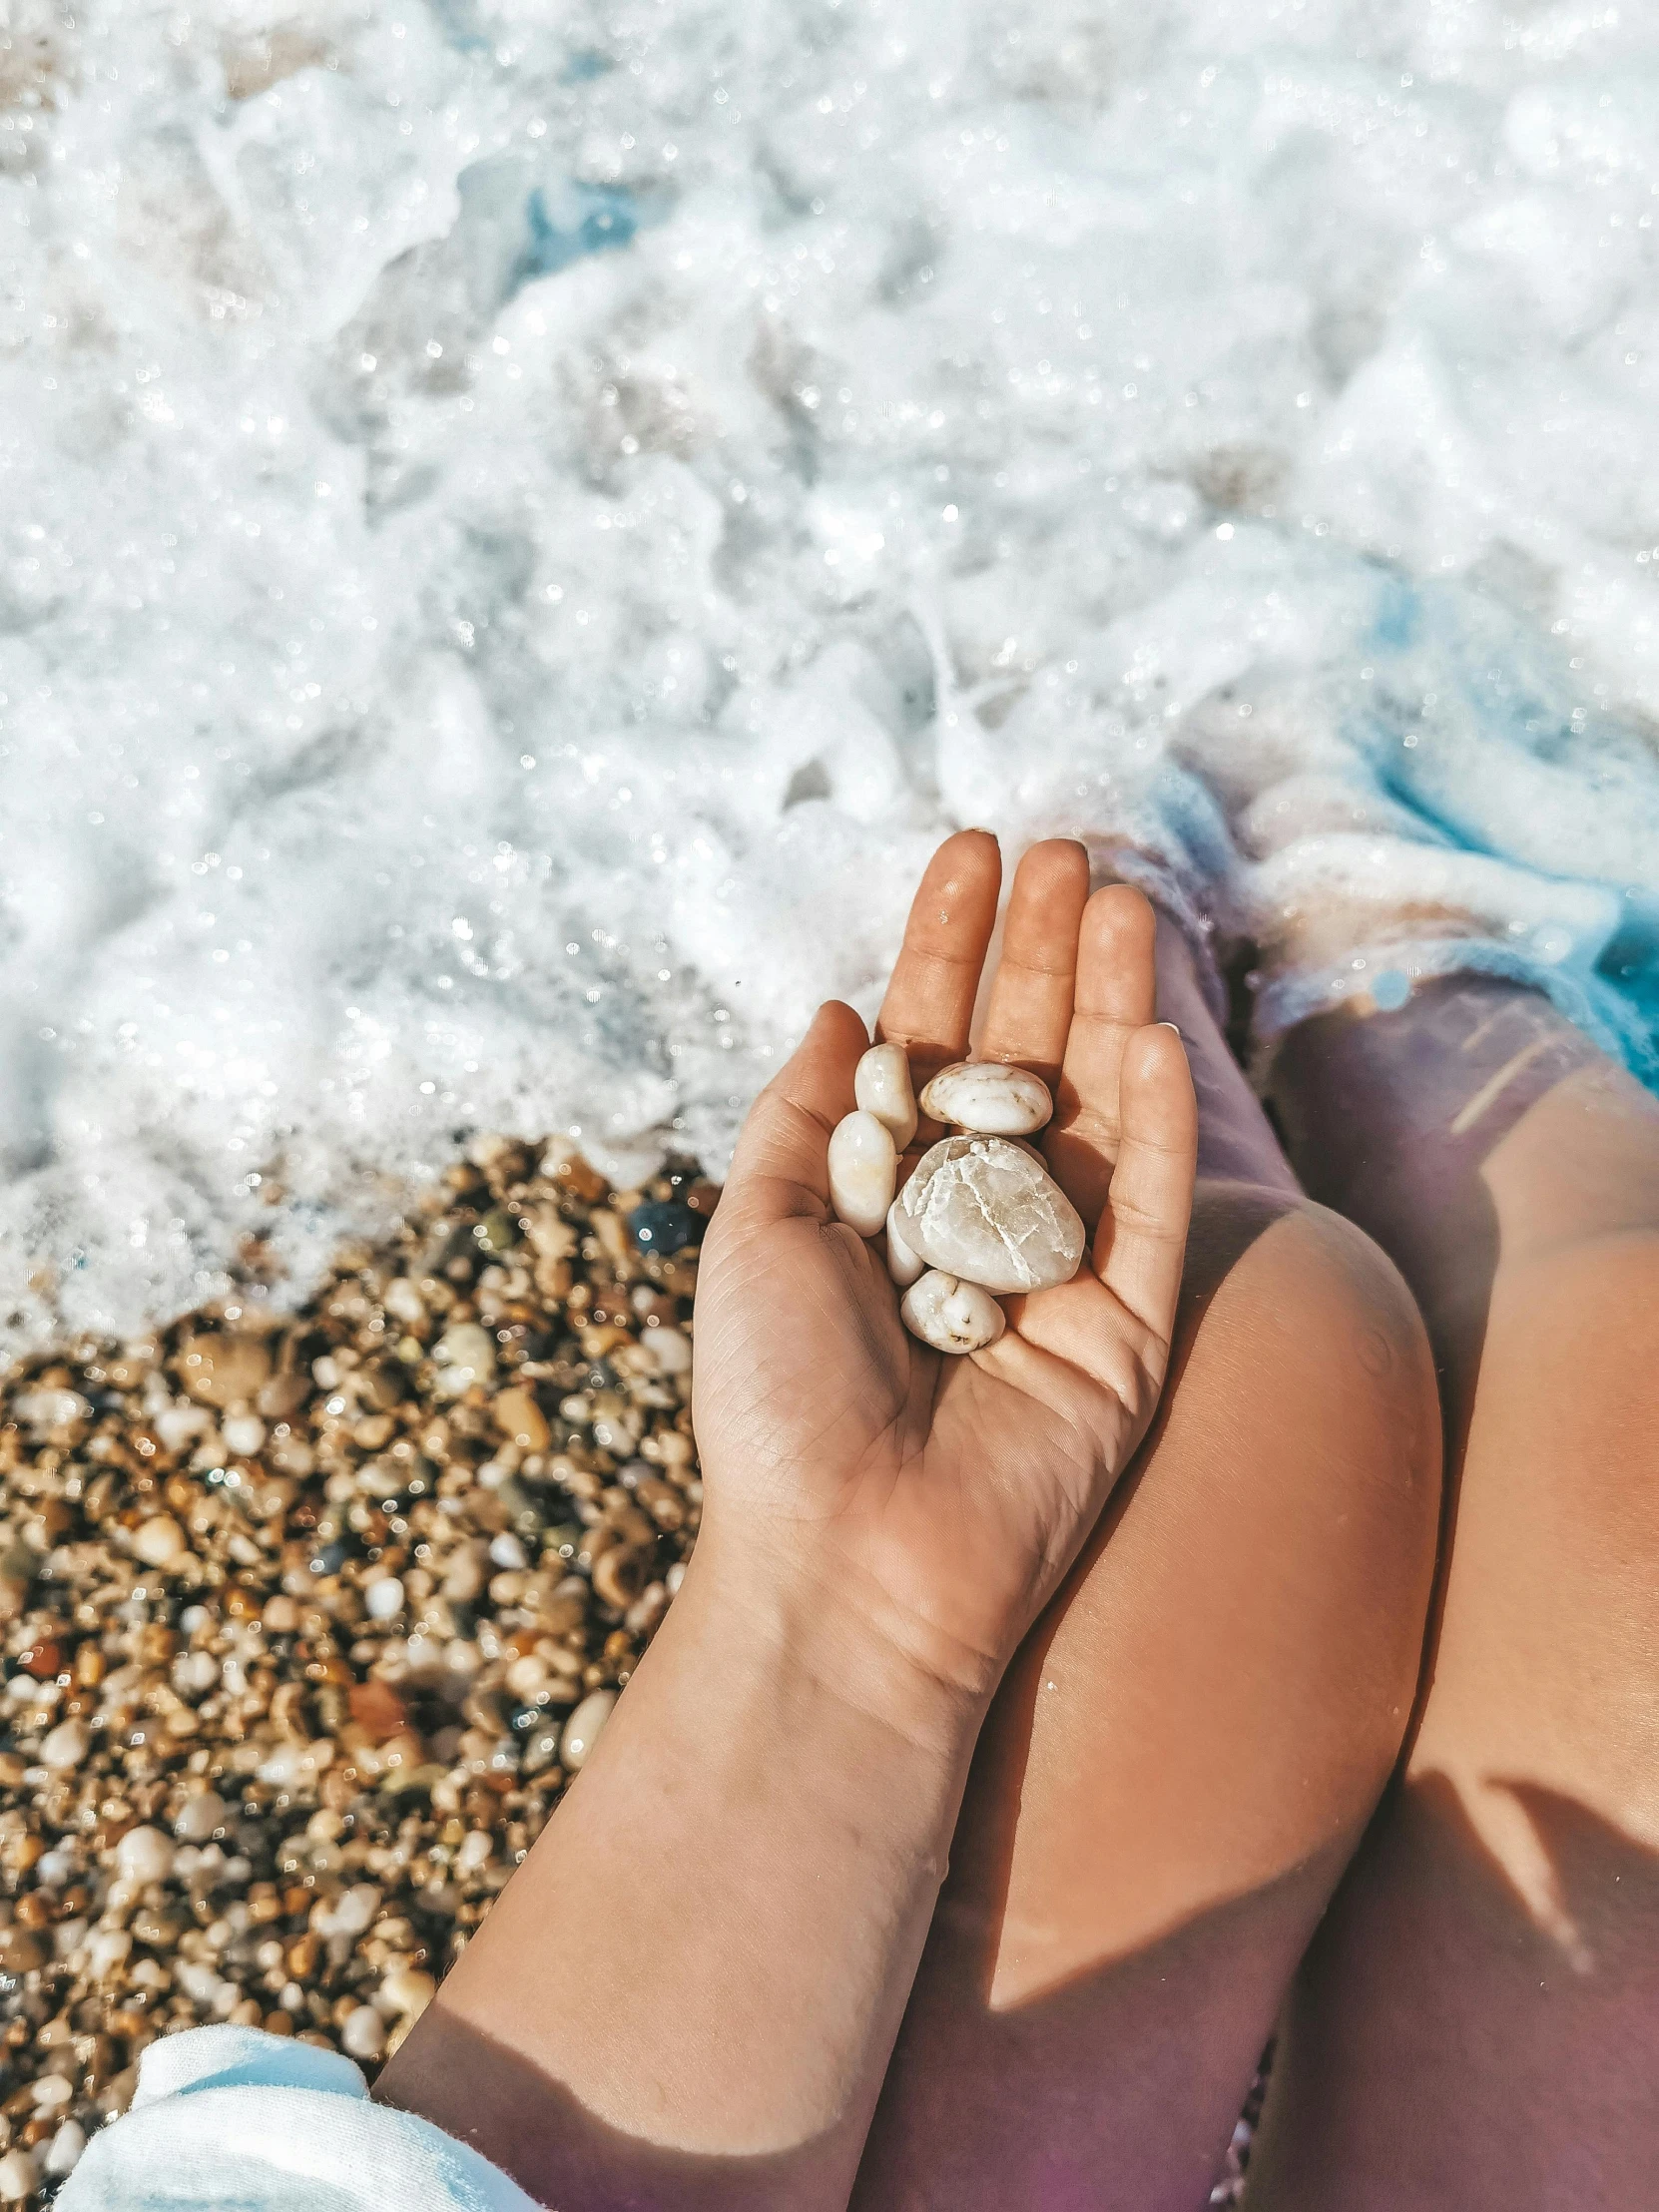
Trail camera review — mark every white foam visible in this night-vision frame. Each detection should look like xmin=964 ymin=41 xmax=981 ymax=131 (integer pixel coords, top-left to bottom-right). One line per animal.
xmin=3 ymin=0 xmax=1659 ymax=1358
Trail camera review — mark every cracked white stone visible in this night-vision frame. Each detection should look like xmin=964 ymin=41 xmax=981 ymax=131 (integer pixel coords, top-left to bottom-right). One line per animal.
xmin=900 ymin=1270 xmax=1006 ymax=1354
xmin=918 ymin=1060 xmax=1053 ymax=1136
xmin=893 ymin=1134 xmax=1085 ymax=1295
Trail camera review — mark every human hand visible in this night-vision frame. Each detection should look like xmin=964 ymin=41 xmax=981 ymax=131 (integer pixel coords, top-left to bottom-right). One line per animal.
xmin=690 ymin=830 xmax=1197 ymax=1715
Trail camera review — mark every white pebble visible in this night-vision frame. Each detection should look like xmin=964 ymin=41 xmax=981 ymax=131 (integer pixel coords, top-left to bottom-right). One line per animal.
xmin=117 ymin=1826 xmax=175 ymax=1885
xmin=900 ymin=1272 xmax=1007 ymax=1354
xmin=174 ymin=1790 xmax=227 ymax=1843
xmin=223 ymin=1412 xmax=267 ymax=1456
xmin=827 ymin=1109 xmax=897 ymax=1238
xmin=341 ymin=2004 xmax=387 ymax=2062
xmin=455 ymin=1830 xmax=492 ymax=1876
xmin=0 ymin=2149 xmax=37 ymax=2201
xmin=487 ymin=1532 xmax=526 ymax=1571
xmin=884 ymin=1199 xmax=925 ymax=1288
xmin=86 ymin=1928 xmax=133 ymax=1978
xmin=30 ymin=2074 xmax=71 ymax=2111
xmin=853 ymin=1041 xmax=917 ymax=1150
xmin=640 ymin=1324 xmax=692 ymax=1374
xmin=44 ymin=2121 xmax=86 ymax=2179
xmin=364 ymin=1576 xmax=405 ymax=1621
xmin=134 ymin=1513 xmax=186 ymax=1568
xmin=561 ymin=1688 xmax=618 ymax=1772
xmin=39 ymin=1720 xmax=88 ymax=1772
xmin=326 ymin=1883 xmax=382 ymax=1938
xmin=377 ymin=1965 xmax=436 ymax=2020
xmin=432 ymin=1322 xmax=496 ymax=1392
xmin=918 ymin=1059 xmax=1054 ymax=1135
xmin=894 ymin=1134 xmax=1085 ymax=1295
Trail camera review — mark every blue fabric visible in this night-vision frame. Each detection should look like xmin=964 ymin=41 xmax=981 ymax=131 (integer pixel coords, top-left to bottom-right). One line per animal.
xmin=59 ymin=2026 xmax=539 ymax=2212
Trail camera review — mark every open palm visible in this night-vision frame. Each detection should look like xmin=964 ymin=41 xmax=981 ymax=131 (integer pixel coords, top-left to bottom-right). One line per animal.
xmin=691 ymin=831 xmax=1198 ymax=1699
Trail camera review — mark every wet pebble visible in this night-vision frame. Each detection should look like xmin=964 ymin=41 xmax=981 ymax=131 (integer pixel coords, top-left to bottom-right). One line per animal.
xmin=561 ymin=1690 xmax=618 ymax=1772
xmin=627 ymin=1200 xmax=705 ymax=1254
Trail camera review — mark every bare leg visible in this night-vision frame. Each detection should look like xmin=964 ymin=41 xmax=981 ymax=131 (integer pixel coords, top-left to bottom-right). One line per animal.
xmin=1249 ymin=978 xmax=1659 ymax=2209
xmin=851 ymin=925 xmax=1440 ymax=2212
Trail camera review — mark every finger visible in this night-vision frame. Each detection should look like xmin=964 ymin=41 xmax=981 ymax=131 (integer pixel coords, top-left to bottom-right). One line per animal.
xmin=1092 ymin=1022 xmax=1197 ymax=1349
xmin=975 ymin=838 xmax=1090 ymax=1089
xmin=875 ymin=830 xmax=1001 ymax=1090
xmin=1044 ymin=885 xmax=1158 ymax=1228
xmin=723 ymin=1000 xmax=868 ymax=1225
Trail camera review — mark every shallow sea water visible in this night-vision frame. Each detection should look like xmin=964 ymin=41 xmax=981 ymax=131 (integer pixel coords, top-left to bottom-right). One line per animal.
xmin=4 ymin=0 xmax=1659 ymax=1356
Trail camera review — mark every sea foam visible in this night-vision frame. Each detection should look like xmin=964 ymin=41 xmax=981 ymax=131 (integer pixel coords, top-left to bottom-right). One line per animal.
xmin=3 ymin=0 xmax=1659 ymax=1357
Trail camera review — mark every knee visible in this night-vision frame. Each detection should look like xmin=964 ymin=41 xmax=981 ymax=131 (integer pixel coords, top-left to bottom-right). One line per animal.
xmin=1167 ymin=1185 xmax=1442 ymax=1799
xmin=1180 ymin=1181 xmax=1440 ymax=1510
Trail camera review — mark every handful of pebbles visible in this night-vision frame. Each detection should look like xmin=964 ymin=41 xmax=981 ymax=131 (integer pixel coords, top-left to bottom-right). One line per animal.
xmin=0 ymin=1141 xmax=710 ymax=2206
xmin=828 ymin=1048 xmax=1086 ymax=1353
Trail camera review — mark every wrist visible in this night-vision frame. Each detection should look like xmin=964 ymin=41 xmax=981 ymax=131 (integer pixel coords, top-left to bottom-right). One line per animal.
xmin=662 ymin=1521 xmax=993 ymax=1773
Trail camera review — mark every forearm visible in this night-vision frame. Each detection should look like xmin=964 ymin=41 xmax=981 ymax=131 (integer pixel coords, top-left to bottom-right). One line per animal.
xmin=376 ymin=1536 xmax=985 ymax=2211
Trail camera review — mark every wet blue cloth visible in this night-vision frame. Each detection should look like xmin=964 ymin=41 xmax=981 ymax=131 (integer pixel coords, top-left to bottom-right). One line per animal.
xmin=59 ymin=2026 xmax=537 ymax=2212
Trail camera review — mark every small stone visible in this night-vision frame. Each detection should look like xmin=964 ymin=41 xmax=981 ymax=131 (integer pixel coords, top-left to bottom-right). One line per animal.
xmin=853 ymin=1042 xmax=917 ymax=1150
xmin=341 ymin=2004 xmax=386 ymax=2062
xmin=919 ymin=1059 xmax=1054 ymax=1136
xmin=894 ymin=1135 xmax=1085 ymax=1295
xmin=628 ymin=1199 xmax=705 ymax=1254
xmin=0 ymin=2149 xmax=37 ymax=2202
xmin=174 ymin=1791 xmax=228 ymax=1843
xmin=177 ymin=1332 xmax=273 ymax=1408
xmin=134 ymin=1513 xmax=186 ymax=1569
xmin=263 ymin=1594 xmax=299 ymax=1634
xmin=117 ymin=1826 xmax=176 ymax=1885
xmin=86 ymin=1927 xmax=134 ymax=1978
xmin=223 ymin=1412 xmax=267 ymax=1456
xmin=349 ymin=1680 xmax=409 ymax=1741
xmin=900 ymin=1271 xmax=1007 ymax=1355
xmin=827 ymin=1110 xmax=898 ymax=1239
xmin=560 ymin=1688 xmax=618 ymax=1772
xmin=493 ymin=1385 xmax=550 ymax=1451
xmin=40 ymin=1719 xmax=89 ymax=1772
xmin=44 ymin=2120 xmax=86 ymax=2179
xmin=884 ymin=1200 xmax=925 ymax=1288
xmin=377 ymin=1966 xmax=435 ymax=2020
xmin=364 ymin=1576 xmax=405 ymax=1622
xmin=432 ymin=1322 xmax=496 ymax=1394
xmin=640 ymin=1324 xmax=692 ymax=1375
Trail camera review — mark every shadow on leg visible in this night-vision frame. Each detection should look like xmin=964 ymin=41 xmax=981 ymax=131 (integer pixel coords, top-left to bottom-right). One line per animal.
xmin=850 ymin=1181 xmax=1439 ymax=2212
xmin=1249 ymin=978 xmax=1659 ymax=2211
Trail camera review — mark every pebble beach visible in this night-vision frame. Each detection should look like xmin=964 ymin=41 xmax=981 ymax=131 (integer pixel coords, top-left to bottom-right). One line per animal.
xmin=0 ymin=1139 xmax=710 ymax=2203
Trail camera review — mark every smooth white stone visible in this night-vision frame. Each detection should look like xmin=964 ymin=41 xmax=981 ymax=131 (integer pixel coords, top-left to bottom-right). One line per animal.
xmin=894 ymin=1135 xmax=1085 ymax=1294
xmin=918 ymin=1059 xmax=1053 ymax=1135
xmin=884 ymin=1199 xmax=925 ymax=1288
xmin=562 ymin=1688 xmax=618 ymax=1771
xmin=827 ymin=1109 xmax=897 ymax=1237
xmin=900 ymin=1272 xmax=1006 ymax=1354
xmin=853 ymin=1041 xmax=917 ymax=1149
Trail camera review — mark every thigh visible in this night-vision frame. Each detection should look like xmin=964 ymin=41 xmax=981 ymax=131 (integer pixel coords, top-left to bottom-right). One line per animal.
xmin=1249 ymin=1038 xmax=1659 ymax=2212
xmin=851 ymin=1184 xmax=1439 ymax=2212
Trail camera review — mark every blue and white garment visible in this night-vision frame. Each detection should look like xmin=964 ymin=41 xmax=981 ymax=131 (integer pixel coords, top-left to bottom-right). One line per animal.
xmin=59 ymin=2026 xmax=536 ymax=2212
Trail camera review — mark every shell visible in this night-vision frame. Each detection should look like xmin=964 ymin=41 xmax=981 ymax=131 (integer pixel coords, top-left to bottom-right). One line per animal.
xmin=827 ymin=1109 xmax=898 ymax=1238
xmin=918 ymin=1059 xmax=1053 ymax=1136
xmin=853 ymin=1041 xmax=917 ymax=1150
xmin=884 ymin=1198 xmax=925 ymax=1288
xmin=899 ymin=1271 xmax=1006 ymax=1354
xmin=894 ymin=1134 xmax=1085 ymax=1294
